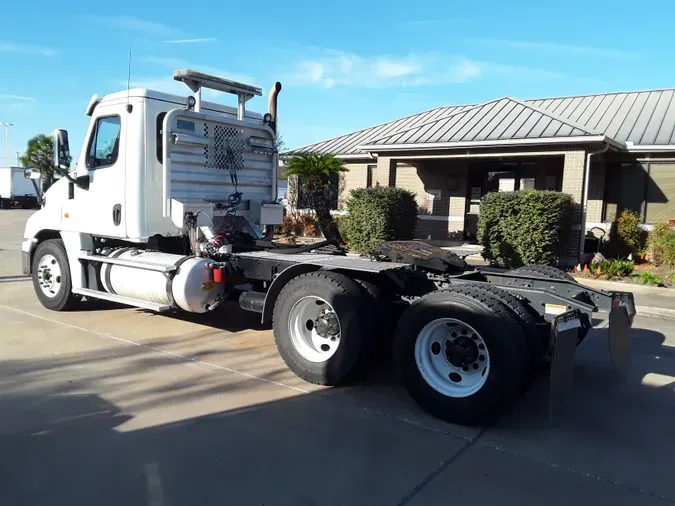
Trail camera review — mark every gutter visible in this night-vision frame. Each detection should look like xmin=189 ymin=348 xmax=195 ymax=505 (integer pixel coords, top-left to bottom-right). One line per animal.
xmin=625 ymin=144 xmax=675 ymax=152
xmin=357 ymin=135 xmax=624 ymax=152
xmin=579 ymin=142 xmax=610 ymax=256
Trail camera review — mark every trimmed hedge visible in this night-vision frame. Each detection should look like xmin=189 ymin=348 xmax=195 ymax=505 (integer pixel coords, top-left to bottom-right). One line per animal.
xmin=340 ymin=187 xmax=418 ymax=254
xmin=478 ymin=190 xmax=576 ymax=268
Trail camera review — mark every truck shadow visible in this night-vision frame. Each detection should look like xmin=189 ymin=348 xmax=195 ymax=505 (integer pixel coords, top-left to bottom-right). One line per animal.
xmin=1 ymin=322 xmax=674 ymax=505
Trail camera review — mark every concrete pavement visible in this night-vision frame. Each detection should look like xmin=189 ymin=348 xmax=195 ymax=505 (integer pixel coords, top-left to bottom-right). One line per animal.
xmin=2 ymin=209 xmax=675 ymax=505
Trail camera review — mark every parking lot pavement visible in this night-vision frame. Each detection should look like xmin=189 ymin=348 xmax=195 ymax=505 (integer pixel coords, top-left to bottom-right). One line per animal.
xmin=1 ymin=209 xmax=675 ymax=505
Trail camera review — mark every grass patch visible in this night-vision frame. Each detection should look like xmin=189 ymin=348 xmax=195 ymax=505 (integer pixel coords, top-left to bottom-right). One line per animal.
xmin=634 ymin=271 xmax=664 ymax=286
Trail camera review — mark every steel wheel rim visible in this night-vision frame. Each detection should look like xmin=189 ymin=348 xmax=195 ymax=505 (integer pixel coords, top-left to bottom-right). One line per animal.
xmin=288 ymin=296 xmax=341 ymax=363
xmin=414 ymin=318 xmax=490 ymax=398
xmin=36 ymin=254 xmax=63 ymax=299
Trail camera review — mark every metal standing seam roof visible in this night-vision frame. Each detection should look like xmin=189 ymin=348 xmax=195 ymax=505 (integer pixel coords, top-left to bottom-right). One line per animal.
xmin=286 ymin=89 xmax=675 ymax=156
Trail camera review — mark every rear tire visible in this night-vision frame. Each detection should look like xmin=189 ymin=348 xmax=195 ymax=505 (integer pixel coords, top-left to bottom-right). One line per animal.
xmin=32 ymin=239 xmax=79 ymax=311
xmin=456 ymin=282 xmax=546 ymax=367
xmin=393 ymin=287 xmax=530 ymax=425
xmin=273 ymin=271 xmax=374 ymax=386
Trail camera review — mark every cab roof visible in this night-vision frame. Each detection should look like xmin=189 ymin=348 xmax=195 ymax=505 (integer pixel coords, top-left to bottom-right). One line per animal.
xmin=99 ymin=88 xmax=263 ymax=119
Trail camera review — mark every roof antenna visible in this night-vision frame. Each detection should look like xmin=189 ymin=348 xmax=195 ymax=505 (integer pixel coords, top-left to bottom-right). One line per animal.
xmin=126 ymin=51 xmax=133 ymax=113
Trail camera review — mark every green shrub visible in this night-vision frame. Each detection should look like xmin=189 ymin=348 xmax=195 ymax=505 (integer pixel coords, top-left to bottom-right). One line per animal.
xmin=635 ymin=271 xmax=663 ymax=286
xmin=616 ymin=210 xmax=644 ymax=256
xmin=648 ymin=223 xmax=675 ymax=267
xmin=478 ymin=190 xmax=576 ymax=268
xmin=340 ymin=187 xmax=418 ymax=254
xmin=591 ymin=259 xmax=634 ymax=278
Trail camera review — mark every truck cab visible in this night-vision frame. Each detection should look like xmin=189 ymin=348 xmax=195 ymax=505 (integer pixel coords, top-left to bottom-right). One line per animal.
xmin=23 ymin=69 xmax=283 ymax=274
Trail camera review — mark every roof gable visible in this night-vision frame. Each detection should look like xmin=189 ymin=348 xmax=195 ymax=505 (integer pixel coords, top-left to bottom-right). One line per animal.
xmin=367 ymin=97 xmax=600 ymax=147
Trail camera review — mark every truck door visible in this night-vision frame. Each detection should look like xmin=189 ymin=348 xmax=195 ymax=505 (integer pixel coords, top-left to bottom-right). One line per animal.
xmin=66 ymin=111 xmax=126 ymax=237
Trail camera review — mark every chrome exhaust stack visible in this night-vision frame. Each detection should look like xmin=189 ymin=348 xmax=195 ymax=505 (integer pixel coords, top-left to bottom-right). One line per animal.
xmin=268 ymin=82 xmax=282 ymax=134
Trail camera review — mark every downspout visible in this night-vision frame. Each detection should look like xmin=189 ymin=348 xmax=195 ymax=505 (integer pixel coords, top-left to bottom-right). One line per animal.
xmin=579 ymin=142 xmax=610 ymax=256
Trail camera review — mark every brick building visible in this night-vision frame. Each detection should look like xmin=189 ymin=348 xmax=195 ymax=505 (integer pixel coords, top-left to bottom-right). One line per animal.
xmin=286 ymin=91 xmax=675 ymax=263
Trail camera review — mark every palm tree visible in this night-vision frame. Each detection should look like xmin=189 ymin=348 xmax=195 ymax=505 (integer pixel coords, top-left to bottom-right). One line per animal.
xmin=284 ymin=153 xmax=347 ymax=246
xmin=19 ymin=134 xmax=56 ymax=195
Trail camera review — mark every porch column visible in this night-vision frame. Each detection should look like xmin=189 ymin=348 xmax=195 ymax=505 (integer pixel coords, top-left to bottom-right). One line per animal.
xmin=375 ymin=156 xmax=396 ymax=187
xmin=560 ymin=151 xmax=586 ymax=265
xmin=586 ymin=160 xmax=606 ymax=224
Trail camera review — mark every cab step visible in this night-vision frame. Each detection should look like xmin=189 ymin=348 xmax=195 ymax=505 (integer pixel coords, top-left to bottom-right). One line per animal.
xmin=72 ymin=288 xmax=172 ymax=312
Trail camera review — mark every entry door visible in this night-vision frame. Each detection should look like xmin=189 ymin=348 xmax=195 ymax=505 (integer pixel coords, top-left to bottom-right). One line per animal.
xmin=67 ymin=112 xmax=126 ymax=238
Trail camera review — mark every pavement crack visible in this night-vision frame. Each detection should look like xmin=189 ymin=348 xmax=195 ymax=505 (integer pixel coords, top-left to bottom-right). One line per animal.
xmin=395 ymin=427 xmax=489 ymax=506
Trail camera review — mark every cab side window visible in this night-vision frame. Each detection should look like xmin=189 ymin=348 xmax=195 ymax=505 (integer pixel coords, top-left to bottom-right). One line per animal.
xmin=86 ymin=116 xmax=121 ymax=169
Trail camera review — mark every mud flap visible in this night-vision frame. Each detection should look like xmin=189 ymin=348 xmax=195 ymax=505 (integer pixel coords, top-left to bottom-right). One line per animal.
xmin=549 ymin=310 xmax=584 ymax=420
xmin=608 ymin=292 xmax=634 ymax=375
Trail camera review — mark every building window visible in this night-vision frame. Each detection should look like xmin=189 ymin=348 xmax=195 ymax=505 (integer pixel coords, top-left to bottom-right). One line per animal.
xmin=366 ymin=165 xmax=375 ymax=188
xmin=86 ymin=116 xmax=121 ymax=169
xmin=520 ymin=178 xmax=536 ymax=190
xmin=645 ymin=163 xmax=675 ymax=224
xmin=602 ymin=162 xmax=675 ymax=224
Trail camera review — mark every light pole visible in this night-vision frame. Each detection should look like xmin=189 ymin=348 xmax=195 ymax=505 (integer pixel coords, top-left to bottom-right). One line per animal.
xmin=0 ymin=122 xmax=13 ymax=167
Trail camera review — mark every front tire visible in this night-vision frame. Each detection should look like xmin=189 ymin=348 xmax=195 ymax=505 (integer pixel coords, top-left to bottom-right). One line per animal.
xmin=393 ymin=288 xmax=530 ymax=425
xmin=273 ymin=271 xmax=374 ymax=386
xmin=32 ymin=239 xmax=79 ymax=311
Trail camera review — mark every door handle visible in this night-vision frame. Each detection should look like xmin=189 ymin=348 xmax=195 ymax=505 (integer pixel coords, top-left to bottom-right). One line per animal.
xmin=112 ymin=204 xmax=122 ymax=226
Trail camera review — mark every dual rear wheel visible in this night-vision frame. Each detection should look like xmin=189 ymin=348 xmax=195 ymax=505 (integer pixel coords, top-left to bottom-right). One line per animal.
xmin=273 ymin=271 xmax=538 ymax=425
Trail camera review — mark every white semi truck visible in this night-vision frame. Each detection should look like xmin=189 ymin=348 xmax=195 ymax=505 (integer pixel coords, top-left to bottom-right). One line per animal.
xmin=0 ymin=166 xmax=40 ymax=209
xmin=21 ymin=70 xmax=635 ymax=425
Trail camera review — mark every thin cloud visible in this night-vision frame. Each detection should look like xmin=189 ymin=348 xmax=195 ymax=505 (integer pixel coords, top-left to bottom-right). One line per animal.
xmin=0 ymin=41 xmax=56 ymax=56
xmin=469 ymin=38 xmax=635 ymax=59
xmin=289 ymin=51 xmax=481 ymax=89
xmin=287 ymin=48 xmax=605 ymax=90
xmin=88 ymin=15 xmax=183 ymax=38
xmin=86 ymin=15 xmax=216 ymax=43
xmin=0 ymin=94 xmax=37 ymax=102
xmin=163 ymin=38 xmax=216 ymax=44
xmin=0 ymin=94 xmax=38 ymax=108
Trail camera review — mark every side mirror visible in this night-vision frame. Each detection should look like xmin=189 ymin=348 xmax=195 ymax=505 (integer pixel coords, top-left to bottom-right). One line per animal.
xmin=53 ymin=129 xmax=71 ymax=171
xmin=24 ymin=168 xmax=41 ymax=180
xmin=53 ymin=128 xmax=88 ymax=190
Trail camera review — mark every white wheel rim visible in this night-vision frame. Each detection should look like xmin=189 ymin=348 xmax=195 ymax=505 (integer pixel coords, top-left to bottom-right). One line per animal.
xmin=288 ymin=296 xmax=341 ymax=363
xmin=36 ymin=253 xmax=63 ymax=298
xmin=414 ymin=318 xmax=490 ymax=398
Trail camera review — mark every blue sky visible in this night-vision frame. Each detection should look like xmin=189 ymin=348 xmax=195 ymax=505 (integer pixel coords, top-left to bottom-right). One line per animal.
xmin=1 ymin=0 xmax=675 ymax=164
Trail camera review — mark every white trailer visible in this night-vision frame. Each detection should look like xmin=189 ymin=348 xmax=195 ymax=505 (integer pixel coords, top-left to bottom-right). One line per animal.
xmin=21 ymin=69 xmax=635 ymax=425
xmin=0 ymin=166 xmax=39 ymax=209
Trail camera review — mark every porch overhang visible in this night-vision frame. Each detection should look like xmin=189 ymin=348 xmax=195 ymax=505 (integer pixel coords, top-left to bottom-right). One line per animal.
xmin=357 ymin=135 xmax=625 ymax=155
